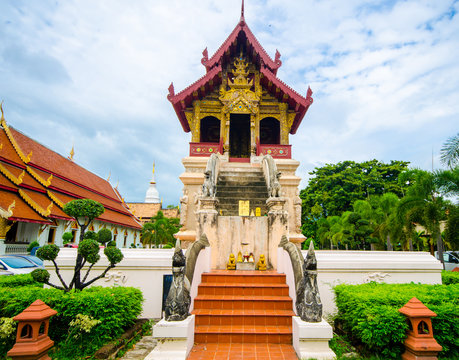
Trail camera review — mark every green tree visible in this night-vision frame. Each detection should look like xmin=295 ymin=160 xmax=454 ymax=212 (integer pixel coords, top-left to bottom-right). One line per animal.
xmin=141 ymin=211 xmax=180 ymax=248
xmin=32 ymin=199 xmax=124 ymax=291
xmin=371 ymin=193 xmax=401 ymax=251
xmin=300 ymin=160 xmax=410 ymax=240
xmin=440 ymin=133 xmax=459 ymax=169
xmin=433 ymin=166 xmax=459 ymax=197
xmin=397 ymin=170 xmax=448 ymax=264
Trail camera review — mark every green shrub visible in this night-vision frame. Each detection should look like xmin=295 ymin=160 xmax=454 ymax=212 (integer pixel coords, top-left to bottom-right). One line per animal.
xmin=0 ymin=286 xmax=143 ymax=359
xmin=0 ymin=274 xmax=42 ymax=288
xmin=334 ymin=283 xmax=459 ymax=359
xmin=442 ymin=270 xmax=459 ymax=285
xmin=27 ymin=240 xmax=39 ymax=253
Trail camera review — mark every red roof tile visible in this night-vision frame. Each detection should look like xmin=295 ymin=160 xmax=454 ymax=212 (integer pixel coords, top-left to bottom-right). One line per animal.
xmin=9 ymin=127 xmax=117 ymax=197
xmin=169 ymin=14 xmax=312 ymax=135
xmin=0 ymin=123 xmax=141 ymax=230
xmin=202 ymin=16 xmax=281 ymax=74
xmin=0 ymin=190 xmax=50 ymax=224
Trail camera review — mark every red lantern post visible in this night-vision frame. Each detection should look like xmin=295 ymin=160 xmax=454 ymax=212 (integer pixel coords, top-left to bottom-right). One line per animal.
xmin=7 ymin=300 xmax=57 ymax=360
xmin=398 ymin=297 xmax=442 ymax=360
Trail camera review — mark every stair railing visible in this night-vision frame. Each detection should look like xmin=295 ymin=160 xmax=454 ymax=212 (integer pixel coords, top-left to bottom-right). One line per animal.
xmin=261 ymin=154 xmax=282 ymax=197
xmin=202 ymin=153 xmax=221 ymax=198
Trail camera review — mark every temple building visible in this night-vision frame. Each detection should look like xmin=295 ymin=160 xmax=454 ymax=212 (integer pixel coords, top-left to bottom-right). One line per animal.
xmin=0 ymin=106 xmax=142 ymax=253
xmin=169 ymin=4 xmax=313 ymax=269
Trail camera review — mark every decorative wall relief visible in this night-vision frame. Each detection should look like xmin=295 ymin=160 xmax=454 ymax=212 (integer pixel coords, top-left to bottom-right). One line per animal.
xmin=104 ymin=271 xmax=128 ymax=286
xmin=364 ymin=272 xmax=390 ymax=283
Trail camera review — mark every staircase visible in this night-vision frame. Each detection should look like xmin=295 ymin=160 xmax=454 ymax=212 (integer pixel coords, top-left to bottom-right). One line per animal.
xmin=216 ymin=167 xmax=269 ymax=216
xmin=190 ymin=270 xmax=296 ymax=357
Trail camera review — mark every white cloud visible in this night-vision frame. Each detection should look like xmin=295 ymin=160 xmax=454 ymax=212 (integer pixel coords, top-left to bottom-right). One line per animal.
xmin=0 ymin=0 xmax=458 ymax=204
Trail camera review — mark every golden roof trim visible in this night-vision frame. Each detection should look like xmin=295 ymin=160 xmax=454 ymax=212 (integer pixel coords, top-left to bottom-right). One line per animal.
xmin=18 ymin=188 xmax=53 ymax=217
xmin=1 ymin=116 xmax=32 ymax=164
xmin=47 ymin=190 xmax=65 ymax=208
xmin=0 ymin=162 xmax=25 ymax=185
xmin=27 ymin=166 xmax=53 ymax=187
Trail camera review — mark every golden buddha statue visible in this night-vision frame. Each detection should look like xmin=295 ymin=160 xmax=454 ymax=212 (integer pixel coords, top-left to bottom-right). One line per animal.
xmin=257 ymin=254 xmax=267 ymax=271
xmin=237 ymin=251 xmax=243 ymax=263
xmin=227 ymin=253 xmax=236 ymax=270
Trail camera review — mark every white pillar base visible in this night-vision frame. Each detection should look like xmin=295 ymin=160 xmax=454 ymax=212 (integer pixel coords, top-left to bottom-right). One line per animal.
xmin=146 ymin=315 xmax=194 ymax=360
xmin=292 ymin=317 xmax=336 ymax=360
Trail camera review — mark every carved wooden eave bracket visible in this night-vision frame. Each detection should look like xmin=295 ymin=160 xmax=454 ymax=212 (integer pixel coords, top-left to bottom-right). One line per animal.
xmin=0 ymin=162 xmax=25 ymax=186
xmin=18 ymin=189 xmax=53 ymax=217
xmin=0 ymin=108 xmax=33 ymax=164
xmin=27 ymin=166 xmax=53 ymax=187
xmin=0 ymin=201 xmax=15 ymax=220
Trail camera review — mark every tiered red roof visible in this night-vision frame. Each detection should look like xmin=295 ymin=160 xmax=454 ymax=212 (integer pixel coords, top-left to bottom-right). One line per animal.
xmin=0 ymin=112 xmax=141 ymax=230
xmin=168 ymin=3 xmax=313 ymax=135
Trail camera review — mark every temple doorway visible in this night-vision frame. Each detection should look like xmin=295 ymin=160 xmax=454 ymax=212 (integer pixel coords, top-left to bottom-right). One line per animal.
xmin=229 ymin=114 xmax=250 ymax=158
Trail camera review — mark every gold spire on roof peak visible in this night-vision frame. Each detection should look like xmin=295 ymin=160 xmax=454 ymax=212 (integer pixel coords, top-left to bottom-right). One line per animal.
xmin=107 ymin=171 xmax=111 ymax=182
xmin=0 ymin=101 xmax=4 ymax=122
xmin=68 ymin=144 xmax=75 ymax=161
xmin=153 ymin=161 xmax=155 ymax=175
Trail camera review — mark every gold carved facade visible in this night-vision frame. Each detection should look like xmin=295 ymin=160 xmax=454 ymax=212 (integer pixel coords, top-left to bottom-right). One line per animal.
xmin=186 ymin=54 xmax=295 ymax=152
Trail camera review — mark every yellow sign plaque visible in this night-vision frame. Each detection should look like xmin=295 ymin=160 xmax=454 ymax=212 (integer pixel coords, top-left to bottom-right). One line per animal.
xmin=255 ymin=207 xmax=261 ymax=216
xmin=239 ymin=200 xmax=250 ymax=216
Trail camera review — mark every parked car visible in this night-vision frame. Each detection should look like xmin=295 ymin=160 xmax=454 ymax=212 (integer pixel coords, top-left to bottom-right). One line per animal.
xmin=0 ymin=269 xmax=13 ymax=276
xmin=435 ymin=251 xmax=459 ymax=271
xmin=0 ymin=256 xmax=40 ymax=274
xmin=12 ymin=255 xmax=44 ymax=268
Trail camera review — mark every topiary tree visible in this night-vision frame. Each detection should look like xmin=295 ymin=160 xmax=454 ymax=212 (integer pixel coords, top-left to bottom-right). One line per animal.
xmin=31 ymin=199 xmax=124 ymax=291
xmin=62 ymin=232 xmax=73 ymax=245
xmin=97 ymin=228 xmax=112 ymax=246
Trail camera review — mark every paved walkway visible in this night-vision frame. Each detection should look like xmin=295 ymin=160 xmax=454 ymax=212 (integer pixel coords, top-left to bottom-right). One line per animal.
xmin=118 ymin=335 xmax=157 ymax=360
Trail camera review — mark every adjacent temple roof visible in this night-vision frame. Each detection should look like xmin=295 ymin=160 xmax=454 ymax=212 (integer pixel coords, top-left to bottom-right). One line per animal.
xmin=168 ymin=2 xmax=313 ymax=135
xmin=0 ymin=106 xmax=141 ymax=229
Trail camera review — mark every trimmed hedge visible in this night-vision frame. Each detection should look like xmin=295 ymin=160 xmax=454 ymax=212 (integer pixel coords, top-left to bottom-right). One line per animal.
xmin=442 ymin=270 xmax=459 ymax=285
xmin=334 ymin=282 xmax=459 ymax=359
xmin=0 ymin=274 xmax=42 ymax=288
xmin=0 ymin=286 xmax=143 ymax=359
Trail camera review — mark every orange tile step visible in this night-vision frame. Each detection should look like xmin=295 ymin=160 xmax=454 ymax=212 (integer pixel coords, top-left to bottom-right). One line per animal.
xmin=201 ymin=270 xmax=287 ymax=284
xmin=194 ymin=325 xmax=292 ymax=344
xmin=187 ymin=343 xmax=299 ymax=360
xmin=193 ymin=294 xmax=293 ymax=311
xmin=192 ymin=309 xmax=295 ymax=326
xmin=197 ymin=282 xmax=289 ymax=296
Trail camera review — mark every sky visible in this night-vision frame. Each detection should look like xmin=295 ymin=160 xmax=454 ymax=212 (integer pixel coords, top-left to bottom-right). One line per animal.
xmin=1 ymin=0 xmax=458 ymax=206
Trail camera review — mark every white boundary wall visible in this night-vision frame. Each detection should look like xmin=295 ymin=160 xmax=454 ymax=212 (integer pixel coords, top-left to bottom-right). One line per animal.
xmin=278 ymin=249 xmax=442 ymax=317
xmin=47 ymin=249 xmax=443 ymax=319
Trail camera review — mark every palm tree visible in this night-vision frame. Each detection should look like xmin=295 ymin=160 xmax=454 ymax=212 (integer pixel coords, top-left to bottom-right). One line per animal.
xmin=440 ymin=133 xmax=459 ymax=169
xmin=371 ymin=193 xmax=401 ymax=251
xmin=397 ymin=170 xmax=448 ymax=265
xmin=434 ymin=166 xmax=459 ymax=197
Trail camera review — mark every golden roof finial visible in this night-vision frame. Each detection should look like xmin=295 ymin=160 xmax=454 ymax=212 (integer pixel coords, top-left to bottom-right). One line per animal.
xmin=107 ymin=171 xmax=111 ymax=182
xmin=115 ymin=179 xmax=119 ymax=189
xmin=0 ymin=100 xmax=4 ymax=122
xmin=68 ymin=144 xmax=75 ymax=161
xmin=153 ymin=161 xmax=155 ymax=175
